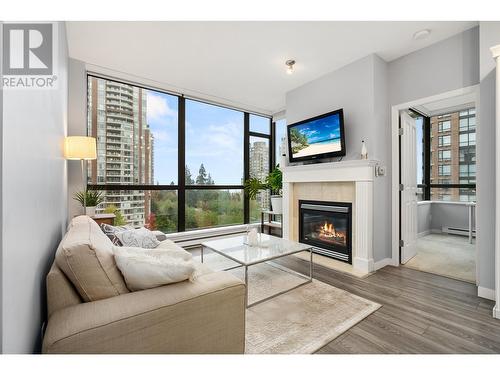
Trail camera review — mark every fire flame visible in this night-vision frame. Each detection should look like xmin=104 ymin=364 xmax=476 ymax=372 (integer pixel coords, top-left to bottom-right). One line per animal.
xmin=319 ymin=221 xmax=345 ymax=240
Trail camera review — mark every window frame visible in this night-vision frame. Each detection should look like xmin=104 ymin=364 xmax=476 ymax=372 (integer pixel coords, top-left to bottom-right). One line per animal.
xmin=86 ymin=73 xmax=273 ymax=232
xmin=411 ymin=108 xmax=476 ymax=202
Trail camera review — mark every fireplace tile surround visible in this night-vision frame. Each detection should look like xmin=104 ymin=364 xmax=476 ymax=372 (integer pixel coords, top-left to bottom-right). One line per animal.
xmin=282 ymin=160 xmax=378 ymax=275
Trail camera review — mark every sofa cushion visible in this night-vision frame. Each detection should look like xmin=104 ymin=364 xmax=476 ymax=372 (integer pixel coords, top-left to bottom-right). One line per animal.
xmin=152 ymin=230 xmax=167 ymax=241
xmin=46 ymin=263 xmax=82 ymax=318
xmin=56 ymin=215 xmax=129 ymax=302
xmin=156 ymin=239 xmax=192 ymax=259
xmin=113 ymin=246 xmax=197 ymax=291
xmin=114 ymin=227 xmax=161 ymax=249
xmin=99 ymin=223 xmax=133 ymax=246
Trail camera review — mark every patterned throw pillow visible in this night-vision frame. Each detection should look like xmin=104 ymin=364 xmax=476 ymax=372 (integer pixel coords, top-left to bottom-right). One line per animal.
xmin=114 ymin=227 xmax=161 ymax=249
xmin=100 ymin=223 xmax=133 ymax=246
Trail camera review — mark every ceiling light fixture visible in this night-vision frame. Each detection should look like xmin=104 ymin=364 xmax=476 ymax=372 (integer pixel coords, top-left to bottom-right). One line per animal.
xmin=285 ymin=59 xmax=296 ymax=75
xmin=413 ymin=29 xmax=431 ymax=41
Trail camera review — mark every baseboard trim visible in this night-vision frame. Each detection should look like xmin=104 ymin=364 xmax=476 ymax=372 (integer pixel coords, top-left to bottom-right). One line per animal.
xmin=352 ymin=257 xmax=374 ymax=273
xmin=493 ymin=304 xmax=500 ymax=319
xmin=374 ymin=258 xmax=393 ymax=270
xmin=478 ymin=286 xmax=495 ymax=301
xmin=417 ymin=230 xmax=431 ymax=238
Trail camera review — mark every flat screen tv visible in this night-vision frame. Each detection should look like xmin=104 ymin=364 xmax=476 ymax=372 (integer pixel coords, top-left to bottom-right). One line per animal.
xmin=287 ymin=108 xmax=346 ymax=163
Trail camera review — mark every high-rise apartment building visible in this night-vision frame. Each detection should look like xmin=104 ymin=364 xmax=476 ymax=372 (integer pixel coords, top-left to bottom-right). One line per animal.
xmin=87 ymin=77 xmax=154 ymax=226
xmin=249 ymin=140 xmax=270 ymax=211
xmin=430 ymin=108 xmax=476 ymax=202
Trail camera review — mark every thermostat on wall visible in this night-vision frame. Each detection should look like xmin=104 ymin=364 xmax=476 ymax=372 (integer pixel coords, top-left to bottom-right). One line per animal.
xmin=376 ymin=165 xmax=386 ymax=177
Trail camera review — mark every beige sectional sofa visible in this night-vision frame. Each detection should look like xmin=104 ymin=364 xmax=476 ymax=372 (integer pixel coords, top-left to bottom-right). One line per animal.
xmin=42 ymin=216 xmax=246 ymax=354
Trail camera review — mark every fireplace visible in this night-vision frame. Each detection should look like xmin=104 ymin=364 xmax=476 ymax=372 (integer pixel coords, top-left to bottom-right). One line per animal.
xmin=299 ymin=200 xmax=352 ymax=263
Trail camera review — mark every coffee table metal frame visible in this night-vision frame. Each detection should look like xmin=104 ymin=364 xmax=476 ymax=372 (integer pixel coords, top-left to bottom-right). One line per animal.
xmin=201 ymin=241 xmax=313 ymax=308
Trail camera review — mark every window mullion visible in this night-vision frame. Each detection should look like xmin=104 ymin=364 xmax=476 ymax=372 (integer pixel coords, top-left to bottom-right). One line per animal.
xmin=244 ymin=112 xmax=250 ymax=224
xmin=178 ymin=96 xmax=186 ymax=232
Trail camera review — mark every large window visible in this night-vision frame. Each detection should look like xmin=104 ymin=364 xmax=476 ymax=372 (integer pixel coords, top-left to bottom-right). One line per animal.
xmin=185 ymin=100 xmax=244 ymax=185
xmin=249 ymin=115 xmax=272 ymax=222
xmin=414 ymin=115 xmax=425 ymax=201
xmin=87 ymin=75 xmax=273 ymax=232
xmin=424 ymin=108 xmax=476 ymax=202
xmin=274 ymin=118 xmax=287 ymax=167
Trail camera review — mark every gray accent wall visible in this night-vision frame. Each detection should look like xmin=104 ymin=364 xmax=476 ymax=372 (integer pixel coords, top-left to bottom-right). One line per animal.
xmin=286 ymin=54 xmax=392 ymax=262
xmin=285 ymin=26 xmax=481 ymax=265
xmin=418 ymin=202 xmax=472 ymax=235
xmin=388 ymin=27 xmax=479 ymax=106
xmin=477 ymin=22 xmax=500 ymax=290
xmin=1 ymin=22 xmax=69 ymax=353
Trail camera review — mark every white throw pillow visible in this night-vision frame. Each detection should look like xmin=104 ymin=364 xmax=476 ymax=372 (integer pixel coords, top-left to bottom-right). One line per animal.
xmin=115 ymin=227 xmax=161 ymax=249
xmin=113 ymin=246 xmax=196 ymax=291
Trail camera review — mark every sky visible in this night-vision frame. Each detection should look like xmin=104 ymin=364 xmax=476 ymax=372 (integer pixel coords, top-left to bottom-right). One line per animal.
xmin=146 ymin=90 xmax=179 ymax=184
xmin=275 ymin=119 xmax=287 ymax=164
xmin=292 ymin=113 xmax=341 ymax=144
xmin=146 ymin=90 xmax=271 ymax=185
xmin=416 ymin=117 xmax=423 ymax=184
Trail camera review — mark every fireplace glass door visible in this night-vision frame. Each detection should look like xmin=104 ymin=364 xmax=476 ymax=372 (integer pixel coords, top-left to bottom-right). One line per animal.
xmin=299 ymin=201 xmax=352 ymax=263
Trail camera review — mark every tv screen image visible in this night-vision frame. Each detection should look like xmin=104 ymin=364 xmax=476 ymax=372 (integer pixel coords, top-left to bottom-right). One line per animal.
xmin=287 ymin=109 xmax=345 ymax=162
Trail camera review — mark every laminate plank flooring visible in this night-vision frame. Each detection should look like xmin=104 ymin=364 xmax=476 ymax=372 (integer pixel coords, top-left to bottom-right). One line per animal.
xmin=191 ymin=246 xmax=500 ymax=353
xmin=276 ymin=256 xmax=500 ymax=354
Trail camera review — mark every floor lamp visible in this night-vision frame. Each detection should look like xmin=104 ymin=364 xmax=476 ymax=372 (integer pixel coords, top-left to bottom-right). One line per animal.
xmin=64 ymin=136 xmax=97 ymax=215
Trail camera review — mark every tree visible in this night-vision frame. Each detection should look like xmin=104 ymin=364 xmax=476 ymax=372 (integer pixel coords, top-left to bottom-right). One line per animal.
xmin=185 ymin=165 xmax=194 ymax=185
xmin=290 ymin=128 xmax=309 ymax=153
xmin=196 ymin=163 xmax=208 ymax=185
xmin=146 ymin=213 xmax=157 ymax=230
xmin=207 ymin=173 xmax=215 ymax=185
xmin=104 ymin=204 xmax=127 ymax=226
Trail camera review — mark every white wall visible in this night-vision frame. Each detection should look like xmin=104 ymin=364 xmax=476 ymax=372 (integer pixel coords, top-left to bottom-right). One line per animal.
xmin=417 ymin=202 xmax=431 ymax=235
xmin=477 ymin=22 xmax=500 ymax=290
xmin=1 ymin=22 xmax=69 ymax=353
xmin=0 ymin=21 xmax=4 ymax=354
xmin=286 ymin=54 xmax=392 ymax=262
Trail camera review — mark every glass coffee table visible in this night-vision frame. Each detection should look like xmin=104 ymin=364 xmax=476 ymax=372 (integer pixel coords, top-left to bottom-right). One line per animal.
xmin=201 ymin=234 xmax=313 ymax=308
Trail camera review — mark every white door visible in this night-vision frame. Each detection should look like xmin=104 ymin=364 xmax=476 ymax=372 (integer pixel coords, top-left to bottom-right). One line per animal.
xmin=400 ymin=111 xmax=418 ymax=263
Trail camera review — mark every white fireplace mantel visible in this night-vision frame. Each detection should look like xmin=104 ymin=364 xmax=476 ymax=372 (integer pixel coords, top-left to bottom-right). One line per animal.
xmin=282 ymin=159 xmax=379 ymax=274
xmin=282 ymin=159 xmax=379 ymax=184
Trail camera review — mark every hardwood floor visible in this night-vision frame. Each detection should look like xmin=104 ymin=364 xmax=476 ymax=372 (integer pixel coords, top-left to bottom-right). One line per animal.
xmin=278 ymin=256 xmax=500 ymax=354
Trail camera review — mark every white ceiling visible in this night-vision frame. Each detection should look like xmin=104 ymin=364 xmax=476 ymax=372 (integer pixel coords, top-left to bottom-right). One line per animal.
xmin=66 ymin=21 xmax=478 ymax=115
xmin=413 ymin=91 xmax=476 ymax=116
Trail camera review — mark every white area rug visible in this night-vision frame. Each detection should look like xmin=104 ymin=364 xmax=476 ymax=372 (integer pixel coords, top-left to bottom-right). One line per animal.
xmin=405 ymin=233 xmax=475 ymax=283
xmin=201 ymin=252 xmax=381 ymax=354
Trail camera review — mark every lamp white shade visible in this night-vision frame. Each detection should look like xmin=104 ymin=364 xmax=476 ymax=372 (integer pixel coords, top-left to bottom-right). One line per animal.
xmin=64 ymin=136 xmax=97 ymax=160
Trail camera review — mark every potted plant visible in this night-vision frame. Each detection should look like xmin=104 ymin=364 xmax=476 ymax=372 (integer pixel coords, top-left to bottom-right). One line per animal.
xmin=244 ymin=166 xmax=283 ymax=214
xmin=73 ymin=190 xmax=104 ymax=216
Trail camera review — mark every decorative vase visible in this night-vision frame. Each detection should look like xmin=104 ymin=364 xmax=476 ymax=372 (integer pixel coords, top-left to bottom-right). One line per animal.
xmin=270 ymin=195 xmax=283 ymax=214
xmin=247 ymin=228 xmax=259 ymax=246
xmin=361 ymin=140 xmax=368 ymax=160
xmin=85 ymin=206 xmax=96 ymax=216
